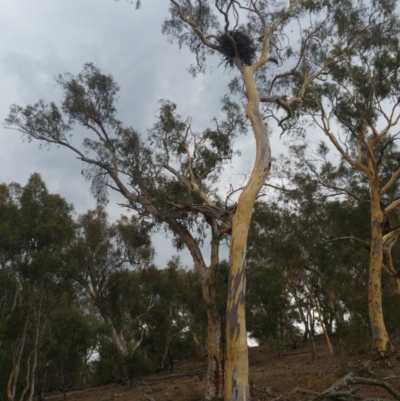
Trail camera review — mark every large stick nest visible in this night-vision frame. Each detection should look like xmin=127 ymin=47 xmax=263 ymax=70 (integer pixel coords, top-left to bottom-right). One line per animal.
xmin=216 ymin=30 xmax=257 ymax=67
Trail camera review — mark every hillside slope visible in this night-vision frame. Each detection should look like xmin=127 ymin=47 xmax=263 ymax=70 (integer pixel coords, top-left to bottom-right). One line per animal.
xmin=46 ymin=335 xmax=400 ymax=401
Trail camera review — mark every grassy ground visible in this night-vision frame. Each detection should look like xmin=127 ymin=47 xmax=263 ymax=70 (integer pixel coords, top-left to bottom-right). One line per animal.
xmin=46 ymin=335 xmax=400 ymax=401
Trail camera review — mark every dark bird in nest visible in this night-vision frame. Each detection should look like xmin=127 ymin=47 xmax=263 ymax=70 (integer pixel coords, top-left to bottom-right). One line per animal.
xmin=216 ymin=30 xmax=257 ymax=67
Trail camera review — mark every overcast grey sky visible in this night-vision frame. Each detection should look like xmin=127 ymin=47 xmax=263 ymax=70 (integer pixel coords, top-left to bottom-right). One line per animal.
xmin=0 ymin=0 xmax=290 ymax=267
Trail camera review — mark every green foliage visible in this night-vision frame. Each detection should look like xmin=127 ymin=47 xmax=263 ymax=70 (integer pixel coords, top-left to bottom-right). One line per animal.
xmin=46 ymin=310 xmax=100 ymax=390
xmin=119 ymin=350 xmax=154 ymax=379
xmin=6 ymin=2 xmax=400 ymax=391
xmin=246 ymin=173 xmax=377 ymax=349
xmin=0 ymin=175 xmax=81 ymax=401
xmin=90 ymin=337 xmax=153 ymax=383
xmin=57 ymin=63 xmax=119 ymax=126
xmin=140 ymin=260 xmax=206 ymax=366
xmin=65 ymin=207 xmax=154 ymax=357
xmin=338 ymin=319 xmax=372 ymax=355
xmin=247 ymin=264 xmax=290 ymax=344
xmin=90 ymin=327 xmax=120 ymax=384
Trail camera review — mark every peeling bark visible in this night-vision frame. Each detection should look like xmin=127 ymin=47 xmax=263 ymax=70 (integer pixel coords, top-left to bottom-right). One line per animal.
xmin=369 ymin=182 xmax=389 ymax=356
xmin=225 ymin=65 xmax=271 ymax=401
xmin=172 ymin=220 xmax=225 ymax=400
xmin=205 ymin=311 xmax=225 ymax=400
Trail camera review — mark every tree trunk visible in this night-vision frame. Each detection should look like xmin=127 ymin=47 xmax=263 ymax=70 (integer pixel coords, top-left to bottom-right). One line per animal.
xmin=173 ymin=220 xmax=225 ymax=400
xmin=383 ymin=236 xmax=400 ymax=295
xmin=7 ymin=316 xmax=29 ymax=401
xmin=27 ymin=312 xmax=42 ymax=401
xmin=303 ymin=279 xmax=334 ymax=357
xmin=101 ymin=312 xmax=129 ymax=356
xmin=159 ymin=339 xmax=170 ymax=371
xmin=0 ymin=277 xmax=21 ymax=350
xmin=225 ymin=65 xmax=271 ymax=401
xmin=369 ymin=185 xmax=389 ymax=356
xmin=205 ymin=311 xmax=225 ymax=400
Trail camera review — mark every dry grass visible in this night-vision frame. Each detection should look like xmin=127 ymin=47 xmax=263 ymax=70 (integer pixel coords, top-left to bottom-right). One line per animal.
xmin=45 ymin=335 xmax=400 ymax=401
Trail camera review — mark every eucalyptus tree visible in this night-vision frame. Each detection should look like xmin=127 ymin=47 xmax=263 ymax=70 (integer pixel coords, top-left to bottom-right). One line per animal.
xmin=0 ymin=183 xmax=23 ymax=351
xmin=5 ymin=65 xmax=243 ymax=400
xmin=0 ymin=174 xmax=76 ymax=401
xmin=287 ymin=140 xmax=400 ymax=356
xmin=5 ymin=2 xmax=386 ymax=400
xmin=246 ymin=196 xmax=338 ymax=355
xmin=161 ymin=0 xmax=395 ymax=397
xmin=43 ymin=309 xmax=100 ymax=396
xmin=137 ymin=259 xmax=206 ymax=370
xmin=66 ymin=207 xmax=154 ymax=357
xmin=284 ymin=0 xmax=400 ymax=355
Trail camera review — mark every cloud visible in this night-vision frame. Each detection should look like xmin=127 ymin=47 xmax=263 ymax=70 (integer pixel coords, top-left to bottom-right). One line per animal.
xmin=0 ymin=0 xmax=259 ymax=268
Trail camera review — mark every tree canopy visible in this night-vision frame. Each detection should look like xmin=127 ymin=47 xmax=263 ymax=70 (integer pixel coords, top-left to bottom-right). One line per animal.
xmin=4 ymin=1 xmax=400 ymax=400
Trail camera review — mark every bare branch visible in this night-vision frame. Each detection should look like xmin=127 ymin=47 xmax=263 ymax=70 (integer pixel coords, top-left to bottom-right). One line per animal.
xmin=328 ymin=236 xmax=370 ymax=250
xmin=308 ymin=97 xmax=370 ymax=176
xmin=381 ymin=168 xmax=400 ymax=195
xmin=170 ymin=0 xmax=221 ymax=51
xmin=252 ymin=0 xmax=307 ymax=72
xmin=384 ymin=197 xmax=400 ymax=215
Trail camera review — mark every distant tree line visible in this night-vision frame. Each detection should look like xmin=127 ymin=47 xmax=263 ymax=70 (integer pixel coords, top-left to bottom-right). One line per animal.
xmin=2 ymin=169 xmax=400 ymax=401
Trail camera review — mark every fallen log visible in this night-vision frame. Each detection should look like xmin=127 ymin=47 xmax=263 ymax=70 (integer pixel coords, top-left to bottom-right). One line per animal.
xmin=292 ymin=387 xmax=320 ymax=396
xmin=139 ymin=366 xmax=207 ymax=383
xmin=301 ymin=371 xmax=400 ymax=401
